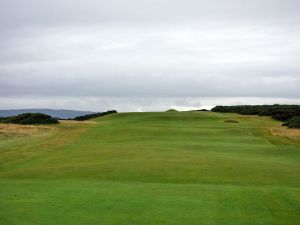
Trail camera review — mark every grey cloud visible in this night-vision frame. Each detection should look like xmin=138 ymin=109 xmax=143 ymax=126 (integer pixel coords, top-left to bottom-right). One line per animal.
xmin=1 ymin=0 xmax=300 ymax=29
xmin=0 ymin=0 xmax=300 ymax=110
xmin=1 ymin=96 xmax=300 ymax=112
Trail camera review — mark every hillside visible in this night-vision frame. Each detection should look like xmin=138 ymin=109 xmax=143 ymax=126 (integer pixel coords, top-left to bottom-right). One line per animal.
xmin=0 ymin=111 xmax=300 ymax=225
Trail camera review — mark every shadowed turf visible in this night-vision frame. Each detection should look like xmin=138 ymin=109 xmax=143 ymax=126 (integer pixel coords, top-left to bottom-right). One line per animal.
xmin=0 ymin=112 xmax=300 ymax=225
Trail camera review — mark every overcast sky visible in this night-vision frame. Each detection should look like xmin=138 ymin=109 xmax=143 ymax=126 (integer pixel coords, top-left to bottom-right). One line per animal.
xmin=0 ymin=0 xmax=300 ymax=111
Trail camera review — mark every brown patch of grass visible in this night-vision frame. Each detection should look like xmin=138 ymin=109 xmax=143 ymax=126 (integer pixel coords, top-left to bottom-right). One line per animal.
xmin=0 ymin=123 xmax=53 ymax=138
xmin=270 ymin=126 xmax=300 ymax=141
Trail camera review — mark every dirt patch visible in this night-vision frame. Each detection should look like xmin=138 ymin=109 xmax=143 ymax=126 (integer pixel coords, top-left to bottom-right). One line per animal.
xmin=270 ymin=127 xmax=300 ymax=141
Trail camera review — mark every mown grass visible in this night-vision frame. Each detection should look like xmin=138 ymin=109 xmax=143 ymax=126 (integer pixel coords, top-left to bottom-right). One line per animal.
xmin=0 ymin=111 xmax=300 ymax=225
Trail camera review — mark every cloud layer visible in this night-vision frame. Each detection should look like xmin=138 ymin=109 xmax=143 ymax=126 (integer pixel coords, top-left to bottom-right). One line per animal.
xmin=1 ymin=0 xmax=300 ymax=111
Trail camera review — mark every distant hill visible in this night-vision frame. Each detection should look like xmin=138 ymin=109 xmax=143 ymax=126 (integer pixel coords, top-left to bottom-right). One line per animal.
xmin=0 ymin=109 xmax=98 ymax=119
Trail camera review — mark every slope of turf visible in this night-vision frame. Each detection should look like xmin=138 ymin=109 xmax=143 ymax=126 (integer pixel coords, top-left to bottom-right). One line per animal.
xmin=0 ymin=112 xmax=300 ymax=225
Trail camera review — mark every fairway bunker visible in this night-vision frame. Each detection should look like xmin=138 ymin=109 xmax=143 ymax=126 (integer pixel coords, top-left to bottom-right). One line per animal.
xmin=224 ymin=119 xmax=239 ymax=123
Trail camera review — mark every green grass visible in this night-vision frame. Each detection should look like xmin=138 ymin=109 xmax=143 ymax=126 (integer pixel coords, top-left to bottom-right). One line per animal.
xmin=0 ymin=111 xmax=300 ymax=225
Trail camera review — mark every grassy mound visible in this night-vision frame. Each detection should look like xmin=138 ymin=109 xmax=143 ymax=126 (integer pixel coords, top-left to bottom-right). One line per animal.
xmin=165 ymin=109 xmax=178 ymax=112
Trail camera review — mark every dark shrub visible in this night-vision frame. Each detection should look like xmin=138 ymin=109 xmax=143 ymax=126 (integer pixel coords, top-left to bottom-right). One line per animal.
xmin=2 ymin=113 xmax=59 ymax=125
xmin=74 ymin=110 xmax=117 ymax=121
xmin=282 ymin=117 xmax=300 ymax=128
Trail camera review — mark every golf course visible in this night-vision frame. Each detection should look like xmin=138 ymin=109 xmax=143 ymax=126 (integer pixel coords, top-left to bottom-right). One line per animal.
xmin=0 ymin=111 xmax=300 ymax=225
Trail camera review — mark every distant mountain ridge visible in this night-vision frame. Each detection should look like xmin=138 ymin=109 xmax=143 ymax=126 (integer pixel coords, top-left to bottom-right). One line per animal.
xmin=0 ymin=109 xmax=98 ymax=119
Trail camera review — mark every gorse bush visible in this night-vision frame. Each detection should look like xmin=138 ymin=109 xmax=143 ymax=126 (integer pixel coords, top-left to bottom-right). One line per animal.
xmin=74 ymin=110 xmax=117 ymax=121
xmin=282 ymin=116 xmax=300 ymax=128
xmin=1 ymin=113 xmax=59 ymax=125
xmin=211 ymin=105 xmax=300 ymax=128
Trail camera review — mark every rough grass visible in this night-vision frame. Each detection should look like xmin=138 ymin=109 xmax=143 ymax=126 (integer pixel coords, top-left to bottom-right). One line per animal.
xmin=0 ymin=112 xmax=300 ymax=225
xmin=0 ymin=123 xmax=54 ymax=141
xmin=270 ymin=126 xmax=300 ymax=141
xmin=0 ymin=123 xmax=53 ymax=135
